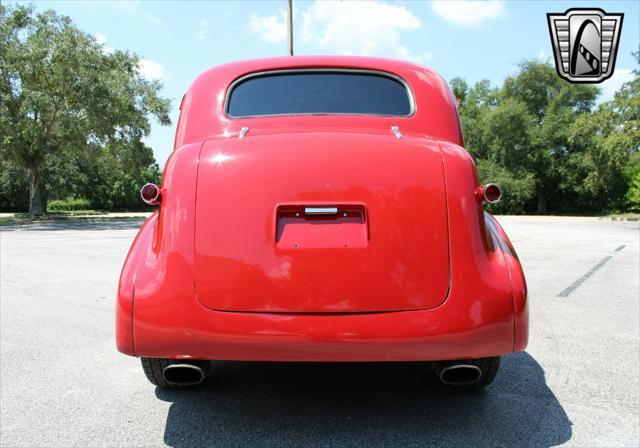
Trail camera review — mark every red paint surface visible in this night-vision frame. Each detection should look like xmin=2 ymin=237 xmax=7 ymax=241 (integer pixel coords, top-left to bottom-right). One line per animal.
xmin=194 ymin=132 xmax=449 ymax=313
xmin=116 ymin=56 xmax=528 ymax=361
xmin=275 ymin=204 xmax=369 ymax=250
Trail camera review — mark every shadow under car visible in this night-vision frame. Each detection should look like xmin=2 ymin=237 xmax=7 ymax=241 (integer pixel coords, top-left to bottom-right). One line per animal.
xmin=156 ymin=352 xmax=571 ymax=448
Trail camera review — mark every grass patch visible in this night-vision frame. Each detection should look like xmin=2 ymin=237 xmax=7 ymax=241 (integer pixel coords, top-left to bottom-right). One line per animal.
xmin=47 ymin=197 xmax=92 ymax=212
xmin=0 ymin=210 xmax=147 ymax=224
xmin=48 ymin=210 xmax=107 ymax=215
xmin=606 ymin=213 xmax=640 ymax=221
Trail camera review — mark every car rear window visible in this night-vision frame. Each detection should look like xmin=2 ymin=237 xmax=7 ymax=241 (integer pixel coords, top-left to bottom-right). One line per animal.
xmin=226 ymin=71 xmax=413 ymax=118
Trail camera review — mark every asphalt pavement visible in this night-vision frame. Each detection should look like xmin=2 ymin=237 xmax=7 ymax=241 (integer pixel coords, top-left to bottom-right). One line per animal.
xmin=1 ymin=216 xmax=638 ymax=447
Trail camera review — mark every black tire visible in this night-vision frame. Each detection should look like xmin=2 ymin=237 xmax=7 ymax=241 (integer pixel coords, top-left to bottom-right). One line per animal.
xmin=433 ymin=356 xmax=500 ymax=391
xmin=141 ymin=357 xmax=208 ymax=389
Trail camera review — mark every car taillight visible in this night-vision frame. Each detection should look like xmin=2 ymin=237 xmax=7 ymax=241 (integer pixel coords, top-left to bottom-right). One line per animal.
xmin=140 ymin=183 xmax=161 ymax=205
xmin=482 ymin=183 xmax=502 ymax=204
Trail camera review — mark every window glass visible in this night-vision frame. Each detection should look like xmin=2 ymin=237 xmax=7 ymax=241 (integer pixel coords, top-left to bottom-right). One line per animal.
xmin=227 ymin=71 xmax=412 ymax=117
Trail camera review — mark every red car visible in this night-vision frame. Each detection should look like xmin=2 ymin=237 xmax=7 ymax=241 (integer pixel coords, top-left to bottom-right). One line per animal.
xmin=116 ymin=56 xmax=528 ymax=391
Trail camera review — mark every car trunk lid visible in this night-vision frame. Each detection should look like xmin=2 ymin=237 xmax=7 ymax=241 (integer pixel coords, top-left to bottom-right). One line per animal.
xmin=194 ymin=130 xmax=449 ymax=313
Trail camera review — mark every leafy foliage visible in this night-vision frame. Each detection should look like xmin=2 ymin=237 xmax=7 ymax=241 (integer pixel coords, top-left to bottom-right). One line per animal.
xmin=625 ymin=154 xmax=640 ymax=212
xmin=476 ymin=159 xmax=535 ymax=214
xmin=0 ymin=5 xmax=637 ymax=216
xmin=0 ymin=5 xmax=170 ymax=215
xmin=47 ymin=197 xmax=91 ymax=212
xmin=0 ymin=157 xmax=28 ymax=212
xmin=454 ymin=58 xmax=639 ymax=214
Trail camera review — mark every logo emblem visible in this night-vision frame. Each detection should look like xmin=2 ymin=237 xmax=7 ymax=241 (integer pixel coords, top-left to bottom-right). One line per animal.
xmin=547 ymin=8 xmax=623 ymax=83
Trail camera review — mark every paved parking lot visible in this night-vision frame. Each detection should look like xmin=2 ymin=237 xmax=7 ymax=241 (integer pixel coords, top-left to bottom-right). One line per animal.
xmin=1 ymin=216 xmax=638 ymax=447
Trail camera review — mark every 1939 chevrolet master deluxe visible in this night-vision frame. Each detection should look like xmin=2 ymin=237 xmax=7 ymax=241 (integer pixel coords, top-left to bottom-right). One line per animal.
xmin=116 ymin=56 xmax=528 ymax=390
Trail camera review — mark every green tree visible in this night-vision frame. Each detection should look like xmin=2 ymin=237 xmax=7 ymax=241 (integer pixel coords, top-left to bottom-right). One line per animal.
xmin=0 ymin=157 xmax=28 ymax=212
xmin=625 ymin=154 xmax=640 ymax=212
xmin=451 ymin=60 xmax=640 ymax=213
xmin=569 ymin=53 xmax=640 ymax=212
xmin=453 ymin=61 xmax=601 ymax=214
xmin=476 ymin=159 xmax=535 ymax=214
xmin=451 ymin=77 xmax=499 ymax=159
xmin=38 ymin=138 xmax=162 ymax=211
xmin=0 ymin=5 xmax=170 ymax=216
xmin=501 ymin=61 xmax=598 ymax=213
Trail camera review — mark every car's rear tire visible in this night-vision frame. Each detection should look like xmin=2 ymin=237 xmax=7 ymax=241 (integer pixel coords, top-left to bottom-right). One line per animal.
xmin=141 ymin=357 xmax=210 ymax=389
xmin=433 ymin=356 xmax=500 ymax=391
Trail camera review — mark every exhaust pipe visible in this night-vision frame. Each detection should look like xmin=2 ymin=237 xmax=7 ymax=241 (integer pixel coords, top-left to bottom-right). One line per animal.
xmin=434 ymin=363 xmax=482 ymax=386
xmin=162 ymin=363 xmax=208 ymax=386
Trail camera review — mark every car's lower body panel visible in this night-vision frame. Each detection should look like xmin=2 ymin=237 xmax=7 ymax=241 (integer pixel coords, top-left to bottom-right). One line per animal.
xmin=116 ymin=148 xmax=529 ymax=362
xmin=128 ymin=292 xmax=516 ymax=362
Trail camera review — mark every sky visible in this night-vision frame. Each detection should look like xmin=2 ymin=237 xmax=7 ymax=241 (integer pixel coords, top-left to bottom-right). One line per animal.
xmin=12 ymin=0 xmax=640 ymax=166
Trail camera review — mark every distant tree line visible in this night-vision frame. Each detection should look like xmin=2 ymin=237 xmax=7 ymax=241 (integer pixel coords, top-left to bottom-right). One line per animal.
xmin=1 ymin=5 xmax=638 ymax=216
xmin=0 ymin=5 xmax=169 ymax=215
xmin=452 ymin=58 xmax=639 ymax=214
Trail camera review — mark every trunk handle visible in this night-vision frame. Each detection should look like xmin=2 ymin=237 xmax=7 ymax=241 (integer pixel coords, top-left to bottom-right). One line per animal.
xmin=304 ymin=207 xmax=338 ymax=215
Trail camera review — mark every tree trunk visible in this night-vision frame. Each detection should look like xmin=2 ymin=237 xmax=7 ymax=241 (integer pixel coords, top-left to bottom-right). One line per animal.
xmin=536 ymin=186 xmax=548 ymax=214
xmin=28 ymin=167 xmax=45 ymax=217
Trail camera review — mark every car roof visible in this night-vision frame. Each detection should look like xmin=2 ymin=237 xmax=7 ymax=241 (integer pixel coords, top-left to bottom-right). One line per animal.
xmin=195 ymin=55 xmax=435 ymax=82
xmin=174 ymin=56 xmax=463 ymax=148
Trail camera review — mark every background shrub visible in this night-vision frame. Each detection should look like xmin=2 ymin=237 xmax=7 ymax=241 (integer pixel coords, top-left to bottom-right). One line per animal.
xmin=47 ymin=198 xmax=92 ymax=212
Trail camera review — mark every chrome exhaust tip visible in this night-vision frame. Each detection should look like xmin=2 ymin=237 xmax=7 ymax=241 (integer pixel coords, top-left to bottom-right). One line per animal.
xmin=162 ymin=363 xmax=206 ymax=386
xmin=438 ymin=364 xmax=482 ymax=386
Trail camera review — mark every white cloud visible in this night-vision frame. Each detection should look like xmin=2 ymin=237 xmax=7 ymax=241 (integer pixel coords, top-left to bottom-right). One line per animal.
xmin=599 ymin=68 xmax=634 ymax=102
xmin=397 ymin=46 xmax=434 ymax=65
xmin=137 ymin=59 xmax=166 ymax=81
xmin=94 ymin=32 xmax=107 ymax=46
xmin=431 ymin=0 xmax=505 ymax=27
xmin=107 ymin=2 xmax=164 ymax=29
xmin=193 ymin=20 xmax=209 ymax=41
xmin=294 ymin=0 xmax=433 ymax=63
xmin=301 ymin=1 xmax=420 ymax=56
xmin=538 ymin=49 xmax=549 ymax=62
xmin=147 ymin=14 xmax=163 ymax=25
xmin=249 ymin=10 xmax=288 ymax=44
xmin=94 ymin=34 xmax=166 ymax=82
xmin=108 ymin=1 xmax=140 ymax=14
xmin=247 ymin=1 xmax=431 ymax=64
xmin=93 ymin=32 xmax=114 ymax=54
